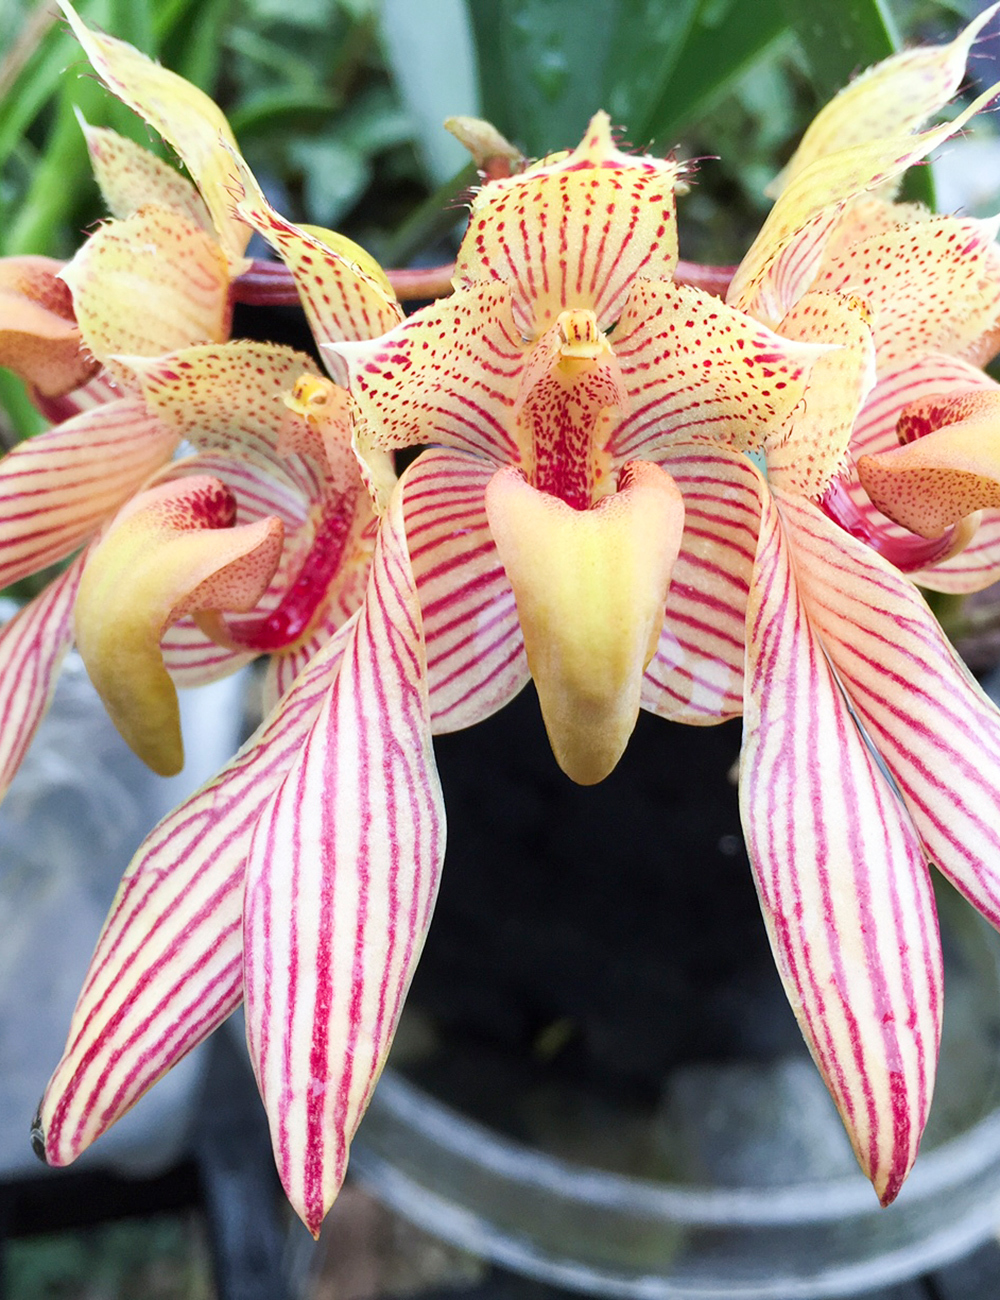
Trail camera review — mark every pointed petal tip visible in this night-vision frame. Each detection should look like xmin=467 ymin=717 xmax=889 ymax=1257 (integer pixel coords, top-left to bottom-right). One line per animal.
xmin=29 ymin=1106 xmax=49 ymax=1166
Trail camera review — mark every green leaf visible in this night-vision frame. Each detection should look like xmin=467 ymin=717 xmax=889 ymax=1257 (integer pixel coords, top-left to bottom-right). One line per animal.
xmin=643 ymin=0 xmax=790 ymax=147
xmin=780 ymin=0 xmax=899 ymax=103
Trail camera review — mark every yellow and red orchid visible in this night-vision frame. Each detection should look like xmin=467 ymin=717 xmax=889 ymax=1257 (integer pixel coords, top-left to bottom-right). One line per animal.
xmin=26 ymin=0 xmax=1000 ymax=1243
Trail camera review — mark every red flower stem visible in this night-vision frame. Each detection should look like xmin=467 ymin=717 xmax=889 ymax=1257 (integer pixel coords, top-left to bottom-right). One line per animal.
xmin=232 ymin=258 xmax=738 ymax=308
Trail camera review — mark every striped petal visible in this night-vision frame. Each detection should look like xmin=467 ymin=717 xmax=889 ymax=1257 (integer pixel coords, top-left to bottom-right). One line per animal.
xmin=485 ymin=460 xmax=684 ymax=784
xmin=74 ymin=477 xmax=283 ymax=775
xmin=244 ymin=482 xmax=444 ymax=1237
xmin=0 ymin=398 xmax=178 ymax=588
xmin=402 ymin=448 xmax=528 ymax=732
xmin=62 ymin=207 xmax=230 ymax=385
xmin=641 ymin=445 xmax=765 ymax=724
xmin=766 ymin=5 xmax=999 ymax=198
xmin=0 ymin=556 xmax=84 ymax=804
xmin=454 ymin=111 xmax=684 ymax=336
xmin=35 ymin=620 xmax=353 ymax=1168
xmin=78 ymin=115 xmax=213 ymax=232
xmin=777 ymin=489 xmax=1000 ymax=935
xmin=335 ymin=284 xmax=524 ymax=463
xmin=227 ymin=156 xmax=403 ymax=357
xmin=60 ymin=1 xmax=250 ymax=263
xmin=610 ymin=281 xmax=826 ymax=460
xmin=742 ymin=490 xmax=940 ymax=1206
xmin=729 ymin=83 xmax=1000 ymax=324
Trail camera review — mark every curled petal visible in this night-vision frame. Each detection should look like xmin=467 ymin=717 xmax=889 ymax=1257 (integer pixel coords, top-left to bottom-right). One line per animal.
xmin=74 ymin=477 xmax=283 ymax=775
xmin=0 ymin=256 xmax=98 ymax=398
xmin=768 ymin=290 xmax=876 ymax=497
xmin=0 ymin=398 xmax=178 ymax=589
xmin=244 ymin=481 xmax=445 ymax=1236
xmin=486 ymin=461 xmax=684 ymax=784
xmin=858 ymin=411 xmax=1000 ymax=539
xmin=60 ymin=2 xmax=250 ymax=263
xmin=611 ymin=281 xmax=826 ymax=460
xmin=455 ymin=111 xmax=684 ymax=336
xmin=62 ymin=207 xmax=230 ymax=382
xmin=228 ymin=152 xmax=403 ymax=356
xmin=77 ymin=114 xmax=213 ymax=231
xmin=767 ymin=5 xmax=999 ymax=197
xmin=0 ymin=556 xmax=84 ymax=805
xmin=743 ymin=491 xmax=940 ymax=1206
xmin=35 ymin=622 xmax=352 ymax=1167
xmin=730 ymin=82 xmax=1000 ymax=323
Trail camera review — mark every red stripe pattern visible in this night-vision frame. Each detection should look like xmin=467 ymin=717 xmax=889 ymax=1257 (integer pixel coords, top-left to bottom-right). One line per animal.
xmin=0 ymin=400 xmax=177 ymax=588
xmin=36 ymin=619 xmax=353 ymax=1165
xmin=243 ymin=485 xmax=445 ymax=1236
xmin=0 ymin=556 xmax=84 ymax=803
xmin=742 ymin=491 xmax=941 ymax=1206
xmin=779 ymin=489 xmax=1000 ymax=934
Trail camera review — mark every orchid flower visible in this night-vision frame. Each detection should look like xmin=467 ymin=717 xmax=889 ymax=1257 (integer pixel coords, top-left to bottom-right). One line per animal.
xmin=29 ymin=2 xmax=1000 ymax=1239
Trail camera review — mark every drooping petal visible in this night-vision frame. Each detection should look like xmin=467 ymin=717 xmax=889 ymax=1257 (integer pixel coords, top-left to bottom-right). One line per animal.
xmin=641 ymin=445 xmax=765 ymax=724
xmin=0 ymin=256 xmax=98 ymax=398
xmin=74 ymin=477 xmax=283 ymax=775
xmin=766 ymin=5 xmax=999 ymax=197
xmin=486 ymin=460 xmax=684 ymax=784
xmin=0 ymin=555 xmax=84 ymax=805
xmin=334 ymin=284 xmax=524 ymax=462
xmin=610 ymin=281 xmax=826 ymax=460
xmin=35 ymin=620 xmax=353 ymax=1168
xmin=910 ymin=512 xmax=1000 ymax=593
xmin=742 ymin=490 xmax=940 ymax=1206
xmin=766 ymin=290 xmax=876 ymax=497
xmin=62 ymin=207 xmax=230 ymax=385
xmin=243 ymin=481 xmax=445 ymax=1237
xmin=729 ymin=82 xmax=1000 ymax=324
xmin=0 ymin=398 xmax=178 ymax=588
xmin=777 ymin=488 xmax=1000 ymax=932
xmin=59 ymin=1 xmax=250 ymax=263
xmin=808 ymin=215 xmax=1000 ymax=369
xmin=77 ymin=114 xmax=213 ymax=232
xmin=227 ymin=155 xmax=403 ymax=358
xmin=159 ymin=616 xmax=256 ymax=688
xmin=402 ymin=448 xmax=529 ymax=732
xmin=454 ymin=111 xmax=684 ymax=336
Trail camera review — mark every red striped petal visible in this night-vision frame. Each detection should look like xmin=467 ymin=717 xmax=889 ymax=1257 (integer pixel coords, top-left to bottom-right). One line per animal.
xmin=243 ymin=483 xmax=445 ymax=1236
xmin=0 ymin=399 xmax=177 ymax=588
xmin=35 ymin=621 xmax=352 ymax=1166
xmin=743 ymin=490 xmax=940 ymax=1206
xmin=0 ymin=557 xmax=84 ymax=803
xmin=334 ymin=284 xmax=524 ymax=463
xmin=777 ymin=488 xmax=1000 ymax=936
xmin=403 ymin=449 xmax=528 ymax=732
xmin=611 ymin=281 xmax=824 ymax=460
xmin=641 ymin=446 xmax=765 ymax=723
xmin=454 ymin=111 xmax=683 ymax=336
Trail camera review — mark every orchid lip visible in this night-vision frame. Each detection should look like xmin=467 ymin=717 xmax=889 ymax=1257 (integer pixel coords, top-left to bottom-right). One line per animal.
xmin=225 ymin=501 xmax=354 ymax=652
xmin=820 ymin=479 xmax=959 ymax=571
